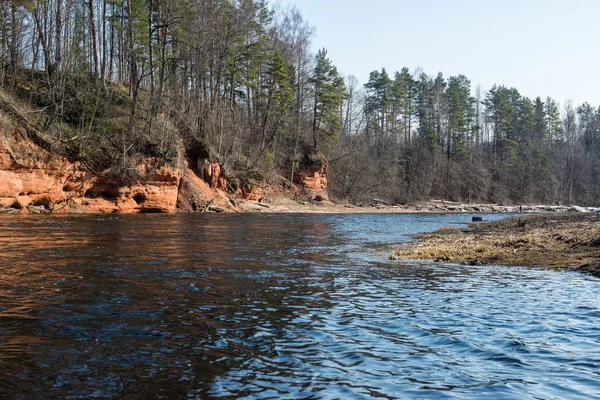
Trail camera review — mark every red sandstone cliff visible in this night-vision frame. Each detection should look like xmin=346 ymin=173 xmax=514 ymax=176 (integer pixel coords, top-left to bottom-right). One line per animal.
xmin=0 ymin=137 xmax=180 ymax=213
xmin=298 ymin=165 xmax=329 ymax=202
xmin=0 ymin=99 xmax=328 ymax=214
xmin=0 ymin=108 xmax=236 ymax=214
xmin=176 ymin=164 xmax=234 ymax=212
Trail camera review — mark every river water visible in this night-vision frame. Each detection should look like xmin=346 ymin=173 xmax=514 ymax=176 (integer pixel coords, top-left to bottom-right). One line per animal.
xmin=0 ymin=213 xmax=599 ymax=399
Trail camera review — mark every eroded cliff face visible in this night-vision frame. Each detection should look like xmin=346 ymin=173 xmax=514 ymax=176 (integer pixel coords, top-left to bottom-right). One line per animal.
xmin=0 ymin=112 xmax=237 ymax=214
xmin=0 ymin=139 xmax=181 ymax=213
xmin=177 ymin=164 xmax=235 ymax=213
xmin=298 ymin=165 xmax=329 ymax=202
xmin=0 ymin=108 xmax=329 ymax=214
xmin=234 ymin=164 xmax=331 ymax=204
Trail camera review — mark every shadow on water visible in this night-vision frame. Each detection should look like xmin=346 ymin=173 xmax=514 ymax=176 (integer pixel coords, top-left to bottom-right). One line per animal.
xmin=0 ymin=213 xmax=599 ymax=399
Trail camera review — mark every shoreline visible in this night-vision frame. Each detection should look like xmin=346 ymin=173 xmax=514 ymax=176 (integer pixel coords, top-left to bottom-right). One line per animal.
xmin=237 ymin=198 xmax=597 ymax=214
xmin=391 ymin=213 xmax=600 ymax=278
xmin=1 ymin=196 xmax=597 ymax=215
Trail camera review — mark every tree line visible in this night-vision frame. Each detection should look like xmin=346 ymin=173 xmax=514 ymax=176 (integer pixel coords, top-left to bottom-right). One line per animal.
xmin=0 ymin=0 xmax=598 ymax=205
xmin=331 ymin=67 xmax=600 ymax=206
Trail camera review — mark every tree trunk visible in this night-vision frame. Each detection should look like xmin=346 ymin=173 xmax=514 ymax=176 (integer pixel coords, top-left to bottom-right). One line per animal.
xmin=312 ymin=84 xmax=318 ymax=149
xmin=147 ymin=0 xmax=154 ymax=94
xmin=10 ymin=3 xmax=19 ymax=70
xmin=32 ymin=5 xmax=51 ymax=73
xmin=55 ymin=0 xmax=62 ymax=70
xmin=88 ymin=0 xmax=99 ymax=76
xmin=109 ymin=1 xmax=115 ymax=80
xmin=127 ymin=0 xmax=137 ymax=99
xmin=101 ymin=0 xmax=106 ymax=81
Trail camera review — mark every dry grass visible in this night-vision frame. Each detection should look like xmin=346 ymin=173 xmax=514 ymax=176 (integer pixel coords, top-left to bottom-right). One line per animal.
xmin=391 ymin=213 xmax=600 ymax=276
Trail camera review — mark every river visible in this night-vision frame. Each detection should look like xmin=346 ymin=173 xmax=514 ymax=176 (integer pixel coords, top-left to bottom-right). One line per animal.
xmin=0 ymin=213 xmax=599 ymax=399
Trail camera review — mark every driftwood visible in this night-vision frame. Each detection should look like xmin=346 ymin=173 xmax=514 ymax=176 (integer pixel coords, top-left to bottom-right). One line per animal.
xmin=373 ymin=198 xmax=394 ymax=206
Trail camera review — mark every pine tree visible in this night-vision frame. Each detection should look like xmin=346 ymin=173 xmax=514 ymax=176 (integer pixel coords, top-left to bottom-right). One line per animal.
xmin=415 ymin=72 xmax=445 ymax=152
xmin=545 ymin=97 xmax=563 ymax=146
xmin=532 ymin=97 xmax=547 ymax=146
xmin=258 ymin=49 xmax=294 ymax=154
xmin=445 ymin=75 xmax=474 ymax=158
xmin=364 ymin=68 xmax=391 ymax=138
xmin=310 ymin=48 xmax=346 ymax=150
xmin=577 ymin=103 xmax=598 ymax=152
xmin=398 ymin=67 xmax=417 ymax=145
xmin=485 ymin=85 xmax=521 ymax=155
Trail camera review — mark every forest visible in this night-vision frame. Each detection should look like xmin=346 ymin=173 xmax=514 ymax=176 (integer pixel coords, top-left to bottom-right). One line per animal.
xmin=1 ymin=0 xmax=599 ymax=205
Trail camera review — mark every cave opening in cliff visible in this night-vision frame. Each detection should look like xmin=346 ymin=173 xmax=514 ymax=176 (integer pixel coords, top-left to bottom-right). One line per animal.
xmin=186 ymin=142 xmax=211 ymax=182
xmin=84 ymin=188 xmax=119 ymax=201
xmin=133 ymin=193 xmax=147 ymax=205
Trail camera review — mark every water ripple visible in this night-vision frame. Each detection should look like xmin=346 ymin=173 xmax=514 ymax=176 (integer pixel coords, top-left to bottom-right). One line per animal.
xmin=0 ymin=213 xmax=599 ymax=399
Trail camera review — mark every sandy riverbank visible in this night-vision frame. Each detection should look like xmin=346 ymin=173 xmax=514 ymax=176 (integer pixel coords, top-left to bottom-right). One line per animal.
xmin=390 ymin=213 xmax=600 ymax=277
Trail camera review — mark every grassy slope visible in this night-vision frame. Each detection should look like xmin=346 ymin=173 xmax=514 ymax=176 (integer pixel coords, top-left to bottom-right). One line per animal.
xmin=0 ymin=70 xmax=180 ymax=176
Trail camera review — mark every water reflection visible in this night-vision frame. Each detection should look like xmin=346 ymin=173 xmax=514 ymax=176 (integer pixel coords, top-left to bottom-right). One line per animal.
xmin=0 ymin=213 xmax=599 ymax=399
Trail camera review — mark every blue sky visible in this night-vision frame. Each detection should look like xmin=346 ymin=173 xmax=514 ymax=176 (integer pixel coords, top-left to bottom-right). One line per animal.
xmin=280 ymin=0 xmax=600 ymax=107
